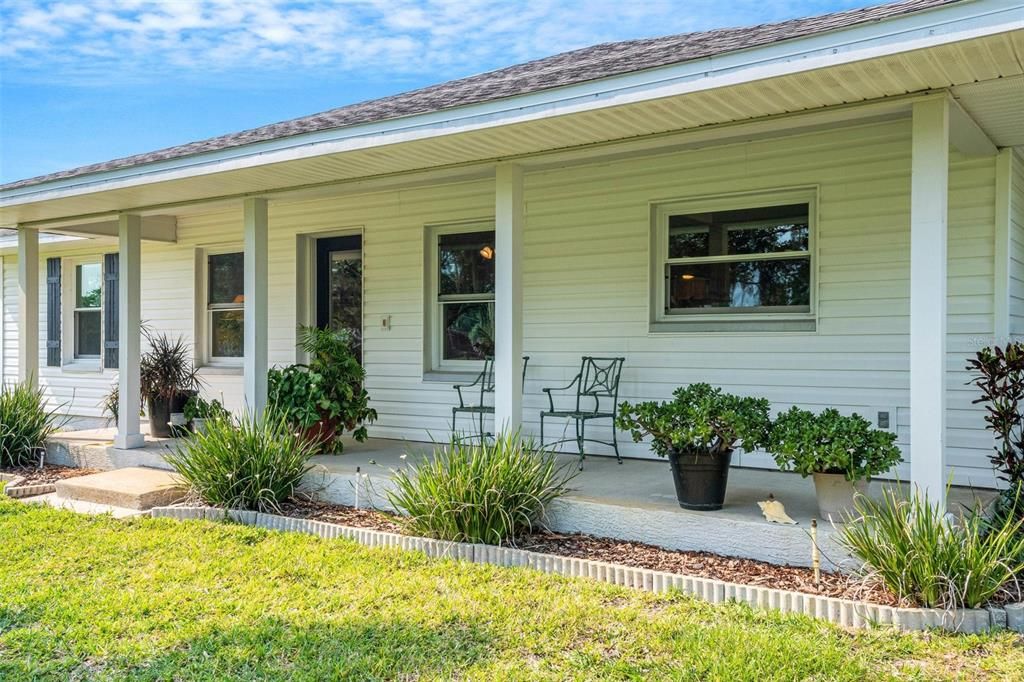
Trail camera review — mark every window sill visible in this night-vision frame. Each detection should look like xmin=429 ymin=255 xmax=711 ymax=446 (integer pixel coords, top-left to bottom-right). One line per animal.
xmin=198 ymin=365 xmax=243 ymax=376
xmin=649 ymin=317 xmax=816 ymax=334
xmin=423 ymin=370 xmax=481 ymax=384
xmin=60 ymin=361 xmax=103 ymax=374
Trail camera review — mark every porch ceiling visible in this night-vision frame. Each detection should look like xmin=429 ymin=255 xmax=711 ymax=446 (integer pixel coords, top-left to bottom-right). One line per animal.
xmin=2 ymin=27 xmax=1022 ymax=228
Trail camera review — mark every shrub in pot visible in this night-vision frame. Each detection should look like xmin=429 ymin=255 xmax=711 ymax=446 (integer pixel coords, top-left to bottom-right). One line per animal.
xmin=267 ymin=326 xmax=376 ymax=453
xmin=182 ymin=395 xmax=229 ymax=434
xmin=768 ymin=406 xmax=901 ymax=518
xmin=139 ymin=331 xmax=200 ymax=438
xmin=617 ymin=383 xmax=771 ymax=511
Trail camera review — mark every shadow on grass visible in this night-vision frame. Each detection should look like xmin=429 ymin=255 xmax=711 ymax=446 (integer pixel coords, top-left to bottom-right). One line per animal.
xmin=3 ymin=614 xmax=496 ymax=681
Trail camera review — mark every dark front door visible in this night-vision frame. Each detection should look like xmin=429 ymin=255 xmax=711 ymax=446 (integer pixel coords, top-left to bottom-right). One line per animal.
xmin=316 ymin=235 xmax=362 ymax=360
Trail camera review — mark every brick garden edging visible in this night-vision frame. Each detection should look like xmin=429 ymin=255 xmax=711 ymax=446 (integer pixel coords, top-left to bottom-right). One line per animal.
xmin=149 ymin=505 xmax=1024 ymax=635
xmin=0 ymin=473 xmax=56 ymax=499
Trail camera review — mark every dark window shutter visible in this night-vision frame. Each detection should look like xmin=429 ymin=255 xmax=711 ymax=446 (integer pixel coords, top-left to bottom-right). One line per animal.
xmin=103 ymin=253 xmax=119 ymax=369
xmin=45 ymin=258 xmax=61 ymax=367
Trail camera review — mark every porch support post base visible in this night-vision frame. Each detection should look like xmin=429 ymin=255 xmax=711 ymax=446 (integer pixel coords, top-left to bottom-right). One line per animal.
xmin=16 ymin=227 xmax=39 ymax=387
xmin=493 ymin=164 xmax=524 ymax=434
xmin=909 ymin=96 xmax=949 ymax=511
xmin=116 ymin=214 xmax=144 ymax=449
xmin=243 ymin=197 xmax=269 ymax=416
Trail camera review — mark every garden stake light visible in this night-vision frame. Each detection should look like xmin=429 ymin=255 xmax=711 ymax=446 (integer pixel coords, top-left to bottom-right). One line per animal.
xmin=811 ymin=518 xmax=821 ymax=586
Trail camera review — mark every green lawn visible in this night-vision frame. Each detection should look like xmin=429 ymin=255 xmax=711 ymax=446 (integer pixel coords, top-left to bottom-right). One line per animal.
xmin=1 ymin=498 xmax=1022 ymax=681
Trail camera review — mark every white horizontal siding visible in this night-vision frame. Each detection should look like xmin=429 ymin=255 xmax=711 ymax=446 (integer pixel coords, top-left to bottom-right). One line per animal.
xmin=0 ymin=119 xmax=1005 ymax=487
xmin=1010 ymin=147 xmax=1024 ymax=338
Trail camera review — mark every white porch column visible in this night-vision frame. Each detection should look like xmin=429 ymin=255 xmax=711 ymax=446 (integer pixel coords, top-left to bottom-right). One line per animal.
xmin=909 ymin=97 xmax=949 ymax=510
xmin=243 ymin=197 xmax=269 ymax=415
xmin=493 ymin=164 xmax=524 ymax=433
xmin=115 ymin=214 xmax=145 ymax=449
xmin=16 ymin=228 xmax=39 ymax=386
xmin=994 ymin=148 xmax=1013 ymax=342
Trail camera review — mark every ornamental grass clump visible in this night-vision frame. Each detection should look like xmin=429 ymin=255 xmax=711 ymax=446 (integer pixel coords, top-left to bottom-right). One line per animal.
xmin=0 ymin=381 xmax=67 ymax=468
xmin=839 ymin=486 xmax=1024 ymax=608
xmin=386 ymin=432 xmax=575 ymax=545
xmin=165 ymin=410 xmax=318 ymax=512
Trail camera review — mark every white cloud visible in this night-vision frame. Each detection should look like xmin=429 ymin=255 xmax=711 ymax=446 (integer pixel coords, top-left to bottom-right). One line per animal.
xmin=0 ymin=0 xmax=864 ymax=86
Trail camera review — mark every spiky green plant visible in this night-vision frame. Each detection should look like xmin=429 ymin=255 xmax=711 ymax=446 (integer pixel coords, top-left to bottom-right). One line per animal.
xmin=839 ymin=486 xmax=1024 ymax=608
xmin=386 ymin=432 xmax=575 ymax=545
xmin=165 ymin=410 xmax=318 ymax=512
xmin=0 ymin=381 xmax=67 ymax=468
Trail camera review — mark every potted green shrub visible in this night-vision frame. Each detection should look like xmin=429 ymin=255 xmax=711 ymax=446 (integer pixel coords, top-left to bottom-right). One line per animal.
xmin=140 ymin=332 xmax=201 ymax=438
xmin=183 ymin=395 xmax=229 ymax=435
xmin=267 ymin=326 xmax=377 ymax=453
xmin=768 ymin=407 xmax=902 ymax=518
xmin=617 ymin=383 xmax=771 ymax=511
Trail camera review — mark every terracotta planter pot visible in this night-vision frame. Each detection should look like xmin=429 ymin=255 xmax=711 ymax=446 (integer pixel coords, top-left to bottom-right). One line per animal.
xmin=300 ymin=414 xmax=341 ymax=453
xmin=666 ymin=448 xmax=733 ymax=511
xmin=812 ymin=472 xmax=868 ymax=520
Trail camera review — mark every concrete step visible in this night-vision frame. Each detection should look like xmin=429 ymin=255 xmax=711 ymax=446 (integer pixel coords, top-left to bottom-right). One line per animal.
xmin=22 ymin=492 xmax=148 ymax=519
xmin=54 ymin=467 xmax=186 ymax=510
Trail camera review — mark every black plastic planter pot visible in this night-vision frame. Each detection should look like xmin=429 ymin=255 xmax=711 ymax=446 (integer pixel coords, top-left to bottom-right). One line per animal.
xmin=666 ymin=448 xmax=733 ymax=511
xmin=147 ymin=397 xmax=172 ymax=438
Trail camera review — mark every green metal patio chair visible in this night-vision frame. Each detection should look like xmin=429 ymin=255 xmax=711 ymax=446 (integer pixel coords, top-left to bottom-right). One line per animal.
xmin=540 ymin=356 xmax=625 ymax=469
xmin=452 ymin=356 xmax=529 ymax=442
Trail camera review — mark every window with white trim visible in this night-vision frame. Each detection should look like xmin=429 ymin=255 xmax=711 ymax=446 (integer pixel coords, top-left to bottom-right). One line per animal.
xmin=204 ymin=251 xmax=244 ymax=363
xmin=654 ymin=191 xmax=814 ymax=321
xmin=428 ymin=225 xmax=495 ymax=369
xmin=73 ymin=261 xmax=102 ymax=359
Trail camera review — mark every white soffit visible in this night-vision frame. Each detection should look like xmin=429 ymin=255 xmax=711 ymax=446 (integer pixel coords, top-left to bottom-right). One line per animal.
xmin=952 ymin=74 xmax=1024 ymax=146
xmin=2 ymin=6 xmax=1023 ymax=225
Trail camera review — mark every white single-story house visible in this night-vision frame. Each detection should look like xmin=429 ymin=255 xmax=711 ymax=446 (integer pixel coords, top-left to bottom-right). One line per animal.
xmin=2 ymin=0 xmax=1023 ymax=507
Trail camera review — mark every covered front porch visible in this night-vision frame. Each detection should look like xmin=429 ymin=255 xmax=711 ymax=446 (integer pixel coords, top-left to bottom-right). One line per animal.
xmin=44 ymin=428 xmax=994 ymax=569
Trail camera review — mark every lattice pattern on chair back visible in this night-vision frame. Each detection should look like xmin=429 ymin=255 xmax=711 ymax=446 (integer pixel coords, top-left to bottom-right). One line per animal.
xmin=580 ymin=357 xmax=624 ymax=396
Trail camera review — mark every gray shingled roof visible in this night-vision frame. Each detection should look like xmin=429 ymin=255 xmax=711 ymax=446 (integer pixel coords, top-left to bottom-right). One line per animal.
xmin=2 ymin=0 xmax=959 ymax=192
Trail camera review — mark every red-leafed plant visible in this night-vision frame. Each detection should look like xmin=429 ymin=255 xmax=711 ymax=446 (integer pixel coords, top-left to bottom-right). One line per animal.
xmin=967 ymin=342 xmax=1024 ymax=484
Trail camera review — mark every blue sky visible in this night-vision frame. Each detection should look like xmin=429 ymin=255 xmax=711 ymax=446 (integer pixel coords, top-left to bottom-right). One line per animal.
xmin=0 ymin=0 xmax=864 ymax=184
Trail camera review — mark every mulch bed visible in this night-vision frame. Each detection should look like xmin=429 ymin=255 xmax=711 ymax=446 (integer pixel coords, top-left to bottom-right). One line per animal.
xmin=1 ymin=464 xmax=101 ymax=486
xmin=278 ymin=498 xmax=406 ymax=534
xmin=275 ymin=496 xmax=901 ymax=606
xmin=518 ymin=531 xmax=900 ymax=606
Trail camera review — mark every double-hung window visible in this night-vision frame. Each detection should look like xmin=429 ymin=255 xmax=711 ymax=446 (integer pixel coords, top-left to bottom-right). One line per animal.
xmin=654 ymin=191 xmax=814 ymax=323
xmin=431 ymin=227 xmax=495 ymax=367
xmin=206 ymin=252 xmax=244 ymax=363
xmin=73 ymin=262 xmax=102 ymax=359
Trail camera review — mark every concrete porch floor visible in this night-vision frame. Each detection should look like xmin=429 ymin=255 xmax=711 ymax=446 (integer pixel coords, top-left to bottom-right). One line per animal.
xmin=45 ymin=428 xmax=996 ymax=569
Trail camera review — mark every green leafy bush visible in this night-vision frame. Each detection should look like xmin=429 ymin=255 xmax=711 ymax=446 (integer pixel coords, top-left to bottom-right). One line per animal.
xmin=0 ymin=381 xmax=67 ymax=468
xmin=839 ymin=486 xmax=1024 ymax=608
xmin=267 ymin=326 xmax=376 ymax=453
xmin=268 ymin=365 xmax=329 ymax=428
xmin=182 ymin=395 xmax=229 ymax=422
xmin=386 ymin=433 xmax=574 ymax=544
xmin=616 ymin=383 xmax=771 ymax=457
xmin=967 ymin=342 xmax=1024 ymax=484
xmin=165 ymin=411 xmax=318 ymax=512
xmin=768 ymin=407 xmax=902 ymax=481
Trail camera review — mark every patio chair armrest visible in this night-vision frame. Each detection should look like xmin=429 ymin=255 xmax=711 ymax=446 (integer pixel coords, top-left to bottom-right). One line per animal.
xmin=542 ymin=374 xmax=580 ymax=411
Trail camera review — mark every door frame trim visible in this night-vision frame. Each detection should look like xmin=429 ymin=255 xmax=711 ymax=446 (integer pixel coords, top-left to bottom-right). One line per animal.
xmin=295 ymin=226 xmax=364 ymax=363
